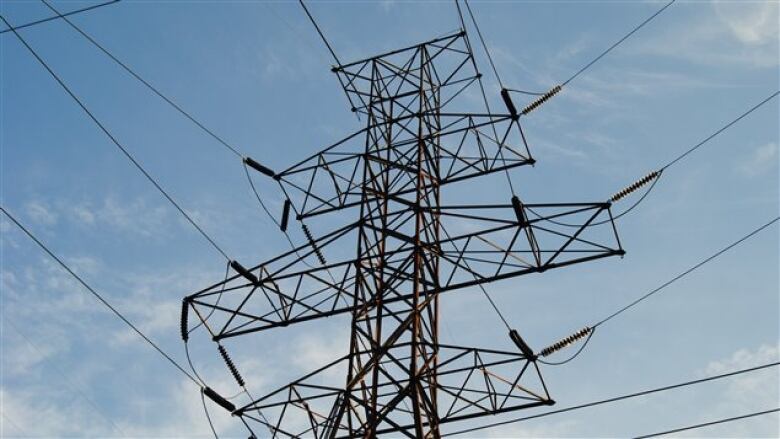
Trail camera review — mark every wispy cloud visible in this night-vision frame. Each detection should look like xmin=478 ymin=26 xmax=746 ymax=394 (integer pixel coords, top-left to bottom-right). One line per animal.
xmin=637 ymin=2 xmax=779 ymax=69
xmin=738 ymin=141 xmax=778 ymax=177
xmin=24 ymin=200 xmax=57 ymax=226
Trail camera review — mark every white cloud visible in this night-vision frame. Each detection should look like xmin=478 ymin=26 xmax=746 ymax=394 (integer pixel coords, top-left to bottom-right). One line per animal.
xmin=481 ymin=418 xmax=578 ymax=438
xmin=714 ymin=1 xmax=780 ymax=46
xmin=24 ymin=201 xmax=57 ymax=226
xmin=637 ymin=2 xmax=779 ymax=68
xmin=739 ymin=142 xmax=779 ymax=177
xmin=690 ymin=343 xmax=780 ymax=437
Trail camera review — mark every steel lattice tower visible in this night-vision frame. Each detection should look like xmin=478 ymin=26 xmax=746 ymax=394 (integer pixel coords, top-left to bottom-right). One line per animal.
xmin=184 ymin=31 xmax=624 ymax=438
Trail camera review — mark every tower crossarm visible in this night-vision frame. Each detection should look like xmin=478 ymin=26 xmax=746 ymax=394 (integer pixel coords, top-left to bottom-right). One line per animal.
xmin=275 ymin=112 xmax=534 ymax=220
xmin=186 ymin=199 xmax=622 ymax=340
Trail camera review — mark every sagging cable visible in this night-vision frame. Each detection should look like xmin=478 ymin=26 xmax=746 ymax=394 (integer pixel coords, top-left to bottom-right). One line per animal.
xmin=203 ymin=386 xmax=236 ymax=413
xmin=610 ymin=170 xmax=661 ymax=203
xmin=180 ymin=299 xmax=190 ymax=342
xmin=280 ymin=199 xmax=291 ymax=232
xmin=508 ymin=329 xmax=537 ymax=360
xmin=521 ymin=85 xmax=562 ymax=116
xmin=302 ymin=223 xmax=327 ymax=265
xmin=539 ymin=326 xmax=593 ymax=357
xmin=243 ymin=156 xmax=276 ymax=179
xmin=230 ymin=260 xmax=259 ymax=285
xmin=218 ymin=344 xmax=246 ymax=388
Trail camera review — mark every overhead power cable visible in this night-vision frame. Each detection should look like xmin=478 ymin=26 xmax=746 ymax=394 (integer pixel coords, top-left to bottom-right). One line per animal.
xmin=563 ymin=0 xmax=675 ymax=86
xmin=0 ymin=13 xmax=231 ymax=262
xmin=297 ymin=0 xmax=360 ymax=118
xmin=0 ymin=0 xmax=120 ymax=35
xmin=462 ymin=0 xmax=674 ymax=96
xmin=5 ymin=318 xmax=125 ymax=435
xmin=529 ymin=90 xmax=779 ymax=228
xmin=660 ymin=91 xmax=780 ymax=171
xmin=534 ymin=216 xmax=778 ymax=364
xmin=297 ymin=0 xmax=341 ymax=66
xmin=463 ymin=0 xmax=504 ymax=89
xmin=592 ymin=216 xmax=779 ymax=328
xmin=445 ymin=361 xmax=780 ymax=436
xmin=38 ymin=0 xmax=242 ymax=159
xmin=0 ymin=206 xmax=201 ymax=387
xmin=634 ymin=408 xmax=780 ymax=439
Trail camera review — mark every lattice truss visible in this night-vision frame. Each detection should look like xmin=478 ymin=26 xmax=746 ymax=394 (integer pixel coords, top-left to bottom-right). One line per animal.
xmin=183 ymin=31 xmax=624 ymax=438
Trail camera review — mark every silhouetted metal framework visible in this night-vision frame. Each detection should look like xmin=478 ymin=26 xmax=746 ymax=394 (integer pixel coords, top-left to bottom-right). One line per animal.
xmin=184 ymin=31 xmax=624 ymax=438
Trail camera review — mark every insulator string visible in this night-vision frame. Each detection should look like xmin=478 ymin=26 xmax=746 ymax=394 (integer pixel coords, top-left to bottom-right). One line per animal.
xmin=218 ymin=345 xmax=246 ymax=388
xmin=521 ymin=85 xmax=562 ymax=115
xmin=302 ymin=223 xmax=328 ymax=266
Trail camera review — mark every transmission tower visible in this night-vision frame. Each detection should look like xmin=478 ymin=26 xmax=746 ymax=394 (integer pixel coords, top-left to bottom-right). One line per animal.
xmin=183 ymin=30 xmax=624 ymax=438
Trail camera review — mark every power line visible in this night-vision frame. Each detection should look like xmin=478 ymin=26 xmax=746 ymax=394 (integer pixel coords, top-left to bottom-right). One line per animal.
xmin=39 ymin=0 xmax=243 ymax=159
xmin=0 ymin=206 xmax=201 ymax=387
xmin=462 ymin=0 xmax=504 ymax=89
xmin=660 ymin=91 xmax=780 ymax=171
xmin=0 ymin=411 xmax=29 ymax=437
xmin=0 ymin=13 xmax=231 ymax=262
xmin=4 ymin=318 xmax=126 ymax=435
xmin=563 ymin=0 xmax=675 ymax=86
xmin=297 ymin=0 xmax=360 ymax=118
xmin=445 ymin=361 xmax=780 ymax=436
xmin=528 ymin=89 xmax=779 ymax=228
xmin=634 ymin=408 xmax=780 ymax=438
xmin=0 ymin=0 xmax=120 ymax=35
xmin=460 ymin=0 xmax=675 ymax=94
xmin=593 ymin=216 xmax=779 ymax=328
xmin=298 ymin=0 xmax=341 ymax=66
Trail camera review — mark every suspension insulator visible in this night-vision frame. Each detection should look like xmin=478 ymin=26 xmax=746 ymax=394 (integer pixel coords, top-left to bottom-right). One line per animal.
xmin=244 ymin=156 xmax=276 ymax=178
xmin=218 ymin=344 xmax=246 ymax=387
xmin=610 ymin=170 xmax=661 ymax=203
xmin=203 ymin=386 xmax=236 ymax=413
xmin=521 ymin=85 xmax=562 ymax=115
xmin=302 ymin=223 xmax=327 ymax=266
xmin=509 ymin=329 xmax=537 ymax=360
xmin=511 ymin=195 xmax=528 ymax=227
xmin=501 ymin=88 xmax=518 ymax=118
xmin=539 ymin=326 xmax=592 ymax=357
xmin=280 ymin=199 xmax=291 ymax=232
xmin=230 ymin=260 xmax=259 ymax=285
xmin=180 ymin=299 xmax=190 ymax=342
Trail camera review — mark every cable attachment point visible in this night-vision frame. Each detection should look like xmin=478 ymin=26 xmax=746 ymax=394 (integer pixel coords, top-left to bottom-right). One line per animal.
xmin=500 ymin=88 xmax=518 ymax=119
xmin=180 ymin=298 xmax=190 ymax=342
xmin=610 ymin=170 xmax=661 ymax=203
xmin=243 ymin=156 xmax=276 ymax=178
xmin=521 ymin=85 xmax=562 ymax=115
xmin=203 ymin=386 xmax=236 ymax=413
xmin=539 ymin=326 xmax=592 ymax=357
xmin=218 ymin=344 xmax=246 ymax=387
xmin=302 ymin=223 xmax=327 ymax=265
xmin=509 ymin=329 xmax=537 ymax=360
xmin=230 ymin=260 xmax=259 ymax=285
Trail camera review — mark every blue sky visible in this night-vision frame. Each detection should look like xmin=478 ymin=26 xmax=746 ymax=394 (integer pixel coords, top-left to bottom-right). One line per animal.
xmin=1 ymin=0 xmax=778 ymax=437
